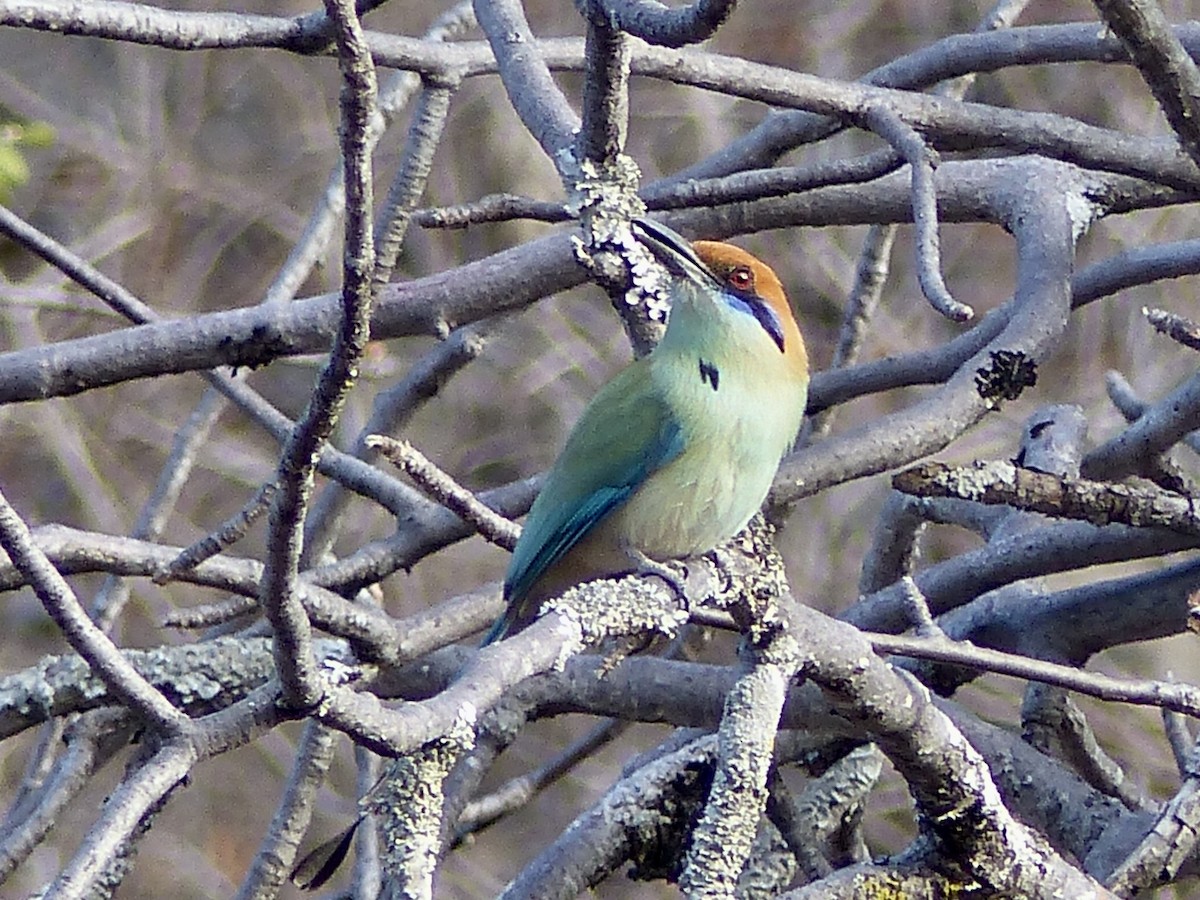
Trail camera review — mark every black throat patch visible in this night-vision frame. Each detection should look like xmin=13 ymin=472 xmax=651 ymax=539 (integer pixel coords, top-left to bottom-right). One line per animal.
xmin=699 ymin=358 xmax=720 ymax=391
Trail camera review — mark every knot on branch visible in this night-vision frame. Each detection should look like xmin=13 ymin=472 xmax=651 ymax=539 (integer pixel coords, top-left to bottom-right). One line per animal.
xmin=974 ymin=349 xmax=1038 ymax=409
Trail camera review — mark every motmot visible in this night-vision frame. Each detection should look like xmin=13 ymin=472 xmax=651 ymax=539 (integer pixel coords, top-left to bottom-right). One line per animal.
xmin=291 ymin=221 xmax=808 ymax=891
xmin=483 ymin=218 xmax=809 ymax=644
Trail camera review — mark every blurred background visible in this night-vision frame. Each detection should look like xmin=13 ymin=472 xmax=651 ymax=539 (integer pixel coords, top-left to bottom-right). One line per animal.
xmin=2 ymin=0 xmax=1200 ymax=895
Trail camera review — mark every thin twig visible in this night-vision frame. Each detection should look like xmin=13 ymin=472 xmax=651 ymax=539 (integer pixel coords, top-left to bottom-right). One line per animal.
xmin=799 ymin=224 xmax=897 ymax=444
xmin=352 ymin=746 xmax=382 ymax=896
xmin=646 ymin=148 xmax=902 ymax=211
xmin=861 ymin=104 xmax=973 ymax=322
xmin=900 ymin=575 xmax=943 ymax=638
xmin=871 ymin=632 xmax=1200 ymax=718
xmin=415 ymin=194 xmax=570 ymax=227
xmin=264 ymin=0 xmax=476 ymax=306
xmin=154 ymin=483 xmax=278 ymax=585
xmin=372 ymin=78 xmax=460 ymax=290
xmin=164 ymin=596 xmax=260 ymax=630
xmin=367 ymin=436 xmax=520 ymax=551
xmin=455 ymin=718 xmax=627 ymax=839
xmin=0 ymin=710 xmax=133 ymax=882
xmin=306 ymin=318 xmax=502 ymax=564
xmin=92 ymin=387 xmax=227 ymax=628
xmin=260 ymin=0 xmax=380 ymax=709
xmin=0 ymin=204 xmax=414 ymax=517
xmin=1144 ymin=305 xmax=1200 ymax=352
xmin=1163 ymin=706 xmax=1193 ymax=777
xmin=689 ymin=608 xmax=1200 ymax=721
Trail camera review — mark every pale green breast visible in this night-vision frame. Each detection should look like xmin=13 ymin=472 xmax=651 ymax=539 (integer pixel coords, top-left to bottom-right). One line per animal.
xmin=606 ymin=343 xmax=808 ymax=557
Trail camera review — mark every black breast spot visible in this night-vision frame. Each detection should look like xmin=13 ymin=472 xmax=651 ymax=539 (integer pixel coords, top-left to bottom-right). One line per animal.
xmin=699 ymin=359 xmax=720 ymax=391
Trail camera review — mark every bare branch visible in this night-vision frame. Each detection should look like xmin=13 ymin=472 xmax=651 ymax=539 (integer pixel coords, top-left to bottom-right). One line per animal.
xmin=1105 ymin=726 xmax=1200 ymax=893
xmin=236 ymin=723 xmax=338 ymax=899
xmin=1092 ymin=0 xmax=1200 ymax=169
xmin=790 ymin=603 xmax=1113 ymax=898
xmin=589 ymin=0 xmax=736 ymax=48
xmin=1144 ymin=304 xmax=1200 ymax=352
xmin=1084 ymin=359 xmax=1200 ymax=482
xmin=870 ymin=632 xmax=1200 ymax=718
xmin=473 ymin=0 xmax=579 ymax=164
xmin=45 ymin=741 xmax=195 ymax=899
xmin=575 ymin=3 xmax=631 ymax=165
xmin=367 ymin=436 xmax=520 ymax=551
xmin=799 ymin=223 xmax=897 ymax=444
xmin=860 ymin=105 xmax=972 ymax=322
xmin=415 ymin=193 xmax=570 ymax=227
xmin=857 ymin=492 xmax=927 ymax=595
xmin=306 ymin=318 xmax=503 ymax=562
xmin=499 ymin=735 xmax=717 ymax=898
xmin=893 ymin=459 xmax=1200 ymax=535
xmin=1105 ymin=368 xmax=1200 ymax=458
xmin=154 ymin=482 xmax=277 ymax=585
xmin=455 ymin=718 xmax=626 ymax=839
xmin=372 ymin=79 xmax=459 ymax=290
xmin=681 ymin=651 xmax=794 ymax=895
xmin=0 ymin=492 xmax=188 ymax=735
xmin=1164 ymin=707 xmax=1194 ymax=777
xmin=267 ymin=1 xmax=477 ymax=306
xmin=776 ymin=156 xmax=1078 ymax=505
xmin=1021 ymin=685 xmax=1146 ymax=811
xmin=260 ymin=0 xmax=379 ymax=709
xmin=373 ymin=725 xmax=473 ymax=898
xmin=764 ymin=747 xmax=884 ymax=881
xmin=0 ymin=711 xmax=132 ymax=883
xmin=5 ymin=2 xmax=1200 ymax=893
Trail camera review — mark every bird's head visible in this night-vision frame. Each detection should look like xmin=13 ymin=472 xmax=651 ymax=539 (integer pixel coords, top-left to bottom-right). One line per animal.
xmin=631 ymin=218 xmax=807 ymax=373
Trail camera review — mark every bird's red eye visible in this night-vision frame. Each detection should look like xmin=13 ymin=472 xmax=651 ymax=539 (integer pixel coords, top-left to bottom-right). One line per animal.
xmin=728 ymin=266 xmax=754 ymax=291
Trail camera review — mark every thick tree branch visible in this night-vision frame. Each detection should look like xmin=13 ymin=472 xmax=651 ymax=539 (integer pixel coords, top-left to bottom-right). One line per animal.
xmin=893 ymin=460 xmax=1200 ymax=535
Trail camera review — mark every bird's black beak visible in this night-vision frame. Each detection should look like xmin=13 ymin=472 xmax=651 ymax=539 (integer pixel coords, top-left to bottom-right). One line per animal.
xmin=631 ymin=218 xmax=719 ymax=288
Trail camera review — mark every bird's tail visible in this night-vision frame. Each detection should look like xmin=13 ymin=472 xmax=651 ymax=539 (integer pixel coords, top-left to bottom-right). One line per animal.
xmin=480 ymin=597 xmax=522 ymax=646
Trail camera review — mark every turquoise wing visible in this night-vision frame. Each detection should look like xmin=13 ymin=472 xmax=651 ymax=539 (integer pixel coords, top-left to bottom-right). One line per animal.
xmin=485 ymin=362 xmax=683 ymax=643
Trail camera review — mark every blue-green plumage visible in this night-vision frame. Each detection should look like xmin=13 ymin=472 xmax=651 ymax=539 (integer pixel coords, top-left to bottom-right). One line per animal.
xmin=484 ymin=361 xmax=685 ymax=644
xmin=483 ymin=220 xmax=809 ymax=645
xmin=503 ymin=364 xmax=685 ymax=608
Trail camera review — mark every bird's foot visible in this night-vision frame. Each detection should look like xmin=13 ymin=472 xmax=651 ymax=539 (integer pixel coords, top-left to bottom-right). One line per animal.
xmin=624 ymin=548 xmax=689 ymax=602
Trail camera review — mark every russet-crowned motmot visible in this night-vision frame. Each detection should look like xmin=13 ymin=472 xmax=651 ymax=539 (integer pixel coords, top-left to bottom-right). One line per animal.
xmin=483 ymin=219 xmax=809 ymax=644
xmin=292 ymin=222 xmax=808 ymax=891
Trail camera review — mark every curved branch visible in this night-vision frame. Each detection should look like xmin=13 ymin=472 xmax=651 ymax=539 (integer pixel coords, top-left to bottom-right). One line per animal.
xmin=473 ymin=0 xmax=579 ymax=164
xmin=590 ymin=0 xmax=735 ymax=48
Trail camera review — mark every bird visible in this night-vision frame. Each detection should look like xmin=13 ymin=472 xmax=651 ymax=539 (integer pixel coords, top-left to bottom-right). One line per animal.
xmin=482 ymin=218 xmax=809 ymax=645
xmin=291 ymin=221 xmax=808 ymax=892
